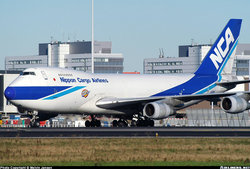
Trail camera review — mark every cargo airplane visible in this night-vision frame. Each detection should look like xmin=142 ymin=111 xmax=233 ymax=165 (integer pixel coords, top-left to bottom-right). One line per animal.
xmin=4 ymin=19 xmax=250 ymax=127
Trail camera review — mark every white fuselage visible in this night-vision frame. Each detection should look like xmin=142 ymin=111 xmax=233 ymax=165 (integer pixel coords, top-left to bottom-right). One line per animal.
xmin=7 ymin=67 xmax=198 ymax=115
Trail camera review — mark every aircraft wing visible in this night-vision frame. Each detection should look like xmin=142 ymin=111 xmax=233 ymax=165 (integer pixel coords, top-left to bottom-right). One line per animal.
xmin=96 ymin=78 xmax=250 ymax=109
xmin=96 ymin=96 xmax=165 ymax=109
xmin=96 ymin=92 xmax=244 ymax=109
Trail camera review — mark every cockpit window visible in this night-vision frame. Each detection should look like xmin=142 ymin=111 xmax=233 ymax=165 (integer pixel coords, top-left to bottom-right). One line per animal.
xmin=22 ymin=72 xmax=36 ymax=76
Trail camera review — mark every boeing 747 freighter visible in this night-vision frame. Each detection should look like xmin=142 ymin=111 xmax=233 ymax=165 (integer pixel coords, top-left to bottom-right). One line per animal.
xmin=5 ymin=19 xmax=250 ymax=127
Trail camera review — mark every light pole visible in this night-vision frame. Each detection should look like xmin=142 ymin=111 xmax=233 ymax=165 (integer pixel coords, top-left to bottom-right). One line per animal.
xmin=91 ymin=0 xmax=94 ymax=73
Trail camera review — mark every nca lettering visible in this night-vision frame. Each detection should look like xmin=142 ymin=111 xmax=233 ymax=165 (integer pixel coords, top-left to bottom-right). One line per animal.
xmin=209 ymin=27 xmax=235 ymax=70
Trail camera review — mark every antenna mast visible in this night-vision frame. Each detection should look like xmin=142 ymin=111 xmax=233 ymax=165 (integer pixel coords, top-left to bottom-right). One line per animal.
xmin=159 ymin=48 xmax=164 ymax=58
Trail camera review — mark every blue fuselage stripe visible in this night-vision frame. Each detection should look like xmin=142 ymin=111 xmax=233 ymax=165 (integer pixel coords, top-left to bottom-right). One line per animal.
xmin=43 ymin=86 xmax=85 ymax=100
xmin=5 ymin=86 xmax=71 ymax=100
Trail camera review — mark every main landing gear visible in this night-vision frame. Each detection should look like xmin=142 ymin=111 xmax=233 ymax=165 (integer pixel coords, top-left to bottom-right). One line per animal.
xmin=131 ymin=115 xmax=154 ymax=127
xmin=83 ymin=113 xmax=155 ymax=128
xmin=85 ymin=115 xmax=101 ymax=127
xmin=112 ymin=114 xmax=154 ymax=127
xmin=112 ymin=119 xmax=128 ymax=127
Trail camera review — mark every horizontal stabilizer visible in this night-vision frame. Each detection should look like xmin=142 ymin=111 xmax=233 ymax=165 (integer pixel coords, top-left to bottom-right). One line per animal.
xmin=216 ymin=79 xmax=250 ymax=87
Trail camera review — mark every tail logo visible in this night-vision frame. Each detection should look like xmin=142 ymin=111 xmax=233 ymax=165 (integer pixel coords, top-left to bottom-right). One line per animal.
xmin=209 ymin=27 xmax=235 ymax=70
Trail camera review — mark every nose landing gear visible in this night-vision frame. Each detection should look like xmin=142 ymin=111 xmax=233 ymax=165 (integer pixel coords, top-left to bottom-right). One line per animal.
xmin=29 ymin=111 xmax=40 ymax=128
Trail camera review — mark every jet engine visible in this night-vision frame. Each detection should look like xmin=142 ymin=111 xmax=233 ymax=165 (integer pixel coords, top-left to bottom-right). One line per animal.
xmin=143 ymin=102 xmax=175 ymax=119
xmin=221 ymin=95 xmax=250 ymax=114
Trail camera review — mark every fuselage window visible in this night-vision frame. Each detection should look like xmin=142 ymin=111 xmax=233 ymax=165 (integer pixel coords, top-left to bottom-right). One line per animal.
xmin=22 ymin=72 xmax=36 ymax=76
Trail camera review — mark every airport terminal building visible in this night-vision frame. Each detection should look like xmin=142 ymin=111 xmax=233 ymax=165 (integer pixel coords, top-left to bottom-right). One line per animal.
xmin=5 ymin=40 xmax=124 ymax=74
xmin=144 ymin=43 xmax=250 ymax=77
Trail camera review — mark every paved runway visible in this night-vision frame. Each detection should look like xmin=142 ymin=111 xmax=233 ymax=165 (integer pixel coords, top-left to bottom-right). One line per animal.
xmin=0 ymin=127 xmax=250 ymax=138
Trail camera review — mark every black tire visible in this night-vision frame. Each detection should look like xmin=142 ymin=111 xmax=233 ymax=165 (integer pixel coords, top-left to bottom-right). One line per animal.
xmin=112 ymin=120 xmax=118 ymax=127
xmin=149 ymin=120 xmax=154 ymax=127
xmin=85 ymin=120 xmax=91 ymax=127
xmin=118 ymin=120 xmax=128 ymax=127
xmin=90 ymin=121 xmax=96 ymax=127
xmin=136 ymin=119 xmax=144 ymax=127
xmin=30 ymin=120 xmax=40 ymax=128
xmin=131 ymin=120 xmax=137 ymax=127
xmin=95 ymin=120 xmax=101 ymax=127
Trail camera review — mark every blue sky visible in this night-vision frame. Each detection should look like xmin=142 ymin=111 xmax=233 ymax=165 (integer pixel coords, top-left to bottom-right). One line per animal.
xmin=1 ymin=0 xmax=250 ymax=72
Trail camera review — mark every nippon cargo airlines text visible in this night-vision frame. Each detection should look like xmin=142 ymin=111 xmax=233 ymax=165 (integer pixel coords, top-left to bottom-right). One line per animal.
xmin=60 ymin=77 xmax=109 ymax=84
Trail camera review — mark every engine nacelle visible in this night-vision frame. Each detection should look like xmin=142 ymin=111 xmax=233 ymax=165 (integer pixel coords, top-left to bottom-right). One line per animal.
xmin=221 ymin=96 xmax=250 ymax=114
xmin=143 ymin=102 xmax=175 ymax=119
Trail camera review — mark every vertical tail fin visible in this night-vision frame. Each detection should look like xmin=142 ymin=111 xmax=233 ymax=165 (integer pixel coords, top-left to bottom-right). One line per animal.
xmin=194 ymin=19 xmax=242 ymax=76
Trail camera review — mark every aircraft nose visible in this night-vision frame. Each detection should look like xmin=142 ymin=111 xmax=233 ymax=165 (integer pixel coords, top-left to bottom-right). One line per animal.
xmin=4 ymin=87 xmax=16 ymax=100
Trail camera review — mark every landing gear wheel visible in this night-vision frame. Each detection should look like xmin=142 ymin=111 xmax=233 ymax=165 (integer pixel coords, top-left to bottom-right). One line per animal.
xmin=85 ymin=119 xmax=101 ymax=127
xmin=149 ymin=120 xmax=154 ymax=127
xmin=144 ymin=119 xmax=154 ymax=127
xmin=85 ymin=120 xmax=91 ymax=127
xmin=135 ymin=116 xmax=155 ymax=127
xmin=131 ymin=120 xmax=137 ymax=127
xmin=112 ymin=120 xmax=118 ymax=127
xmin=112 ymin=119 xmax=128 ymax=127
xmin=85 ymin=115 xmax=102 ymax=127
xmin=136 ymin=118 xmax=144 ymax=127
xmin=93 ymin=120 xmax=101 ymax=127
xmin=118 ymin=120 xmax=128 ymax=127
